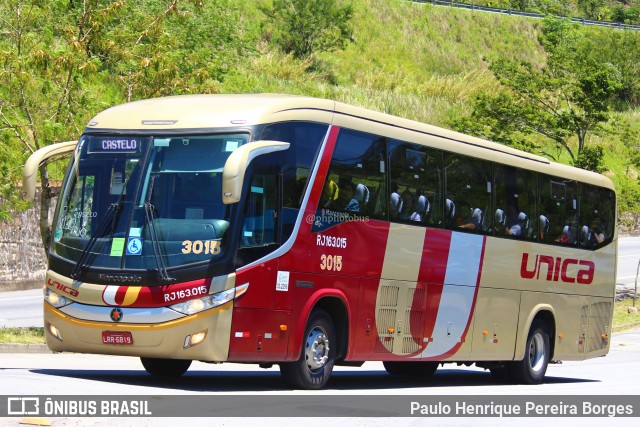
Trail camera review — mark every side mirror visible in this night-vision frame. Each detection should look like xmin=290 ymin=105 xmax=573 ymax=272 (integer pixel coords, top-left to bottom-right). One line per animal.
xmin=23 ymin=140 xmax=78 ymax=200
xmin=222 ymin=140 xmax=290 ymax=204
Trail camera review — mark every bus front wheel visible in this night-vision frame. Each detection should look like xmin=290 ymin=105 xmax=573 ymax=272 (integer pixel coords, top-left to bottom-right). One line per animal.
xmin=280 ymin=309 xmax=336 ymax=389
xmin=140 ymin=357 xmax=192 ymax=377
xmin=508 ymin=319 xmax=550 ymax=384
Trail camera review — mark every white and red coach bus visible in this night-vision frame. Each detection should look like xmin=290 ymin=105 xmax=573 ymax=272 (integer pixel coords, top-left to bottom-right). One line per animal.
xmin=23 ymin=94 xmax=616 ymax=389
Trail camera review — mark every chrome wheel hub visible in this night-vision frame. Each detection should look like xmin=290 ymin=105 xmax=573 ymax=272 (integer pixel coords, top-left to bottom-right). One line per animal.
xmin=529 ymin=333 xmax=546 ymax=373
xmin=305 ymin=326 xmax=329 ymax=371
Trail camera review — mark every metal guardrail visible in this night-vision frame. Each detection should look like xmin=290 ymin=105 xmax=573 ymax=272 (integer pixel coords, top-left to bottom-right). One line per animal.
xmin=412 ymin=0 xmax=640 ymax=31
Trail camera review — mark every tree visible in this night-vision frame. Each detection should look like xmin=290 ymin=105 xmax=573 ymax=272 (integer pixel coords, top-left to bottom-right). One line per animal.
xmin=0 ymin=0 xmax=98 ymax=244
xmin=0 ymin=0 xmax=250 ymax=246
xmin=577 ymin=0 xmax=605 ymax=20
xmin=261 ymin=0 xmax=353 ymax=59
xmin=581 ymin=26 xmax=640 ymax=105
xmin=453 ymin=17 xmax=621 ymax=169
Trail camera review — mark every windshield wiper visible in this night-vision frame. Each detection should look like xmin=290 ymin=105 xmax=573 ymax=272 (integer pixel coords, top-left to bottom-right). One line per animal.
xmin=71 ymin=171 xmax=131 ymax=281
xmin=143 ymin=203 xmax=174 ymax=283
xmin=143 ymin=176 xmax=175 ymax=283
xmin=70 ymin=201 xmax=120 ymax=280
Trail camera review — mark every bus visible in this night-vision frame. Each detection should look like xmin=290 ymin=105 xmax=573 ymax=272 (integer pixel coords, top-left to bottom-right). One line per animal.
xmin=23 ymin=94 xmax=616 ymax=389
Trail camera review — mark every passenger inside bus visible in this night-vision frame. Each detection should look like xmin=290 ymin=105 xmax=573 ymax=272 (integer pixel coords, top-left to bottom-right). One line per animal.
xmin=494 ymin=208 xmax=507 ymax=235
xmin=507 ymin=212 xmax=529 ymax=237
xmin=390 ymin=191 xmax=403 ymax=219
xmin=556 ymin=225 xmax=571 ymax=244
xmin=445 ymin=198 xmax=456 ymax=228
xmin=410 ymin=195 xmax=429 ymax=222
xmin=539 ymin=215 xmax=550 ymax=241
xmin=398 ymin=191 xmax=414 ymax=220
xmin=580 ymin=219 xmax=605 ymax=247
xmin=458 ymin=206 xmax=483 ymax=231
xmin=354 ymin=183 xmax=370 ymax=211
xmin=339 ymin=180 xmax=359 ymax=212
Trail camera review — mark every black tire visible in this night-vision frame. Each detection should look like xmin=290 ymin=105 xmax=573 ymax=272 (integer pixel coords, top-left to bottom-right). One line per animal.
xmin=383 ymin=361 xmax=438 ymax=377
xmin=280 ymin=309 xmax=336 ymax=389
xmin=140 ymin=357 xmax=192 ymax=377
xmin=508 ymin=319 xmax=550 ymax=384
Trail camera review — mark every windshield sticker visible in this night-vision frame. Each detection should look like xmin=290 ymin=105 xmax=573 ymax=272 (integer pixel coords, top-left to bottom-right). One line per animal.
xmin=276 ymin=271 xmax=290 ymax=292
xmin=110 ymin=238 xmax=125 ymax=257
xmin=110 ymin=171 xmax=125 ymax=195
xmin=154 ymin=138 xmax=170 ymax=147
xmin=129 ymin=227 xmax=142 ymax=237
xmin=224 ymin=139 xmax=240 ymax=152
xmin=126 ymin=237 xmax=143 ymax=256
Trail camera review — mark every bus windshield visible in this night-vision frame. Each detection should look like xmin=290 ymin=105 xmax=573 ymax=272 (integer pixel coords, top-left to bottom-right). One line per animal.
xmin=51 ymin=133 xmax=249 ymax=275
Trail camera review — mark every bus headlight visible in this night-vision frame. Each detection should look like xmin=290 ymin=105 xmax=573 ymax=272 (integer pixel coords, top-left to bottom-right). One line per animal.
xmin=44 ymin=288 xmax=73 ymax=308
xmin=170 ymin=283 xmax=249 ymax=315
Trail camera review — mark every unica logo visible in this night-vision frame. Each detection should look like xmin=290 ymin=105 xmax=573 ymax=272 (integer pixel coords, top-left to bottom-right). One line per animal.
xmin=47 ymin=277 xmax=79 ymax=297
xmin=520 ymin=253 xmax=595 ymax=285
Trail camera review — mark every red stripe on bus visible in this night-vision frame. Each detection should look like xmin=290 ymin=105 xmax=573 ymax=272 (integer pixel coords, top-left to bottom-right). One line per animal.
xmin=302 ymin=125 xmax=340 ymax=231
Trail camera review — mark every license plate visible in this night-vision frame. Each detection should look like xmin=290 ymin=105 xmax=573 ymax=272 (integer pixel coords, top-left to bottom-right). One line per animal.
xmin=102 ymin=331 xmax=133 ymax=345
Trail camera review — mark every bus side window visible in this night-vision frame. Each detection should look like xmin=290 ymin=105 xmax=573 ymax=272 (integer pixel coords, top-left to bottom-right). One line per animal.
xmin=260 ymin=122 xmax=328 ymax=240
xmin=388 ymin=140 xmax=443 ymax=227
xmin=579 ymin=184 xmax=614 ymax=249
xmin=322 ymin=129 xmax=387 ymax=220
xmin=540 ymin=176 xmax=578 ymax=246
xmin=445 ymin=153 xmax=492 ymax=234
xmin=494 ymin=165 xmax=537 ymax=240
xmin=240 ymin=169 xmax=277 ymax=248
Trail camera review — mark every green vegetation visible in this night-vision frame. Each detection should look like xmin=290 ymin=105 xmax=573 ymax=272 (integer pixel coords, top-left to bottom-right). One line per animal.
xmin=0 ymin=327 xmax=45 ymax=344
xmin=1 ymin=0 xmax=640 ymax=228
xmin=261 ymin=0 xmax=354 ymax=58
xmin=464 ymin=0 xmax=640 ymax=24
xmin=451 ymin=16 xmax=624 ymax=169
xmin=613 ymin=298 xmax=640 ymax=331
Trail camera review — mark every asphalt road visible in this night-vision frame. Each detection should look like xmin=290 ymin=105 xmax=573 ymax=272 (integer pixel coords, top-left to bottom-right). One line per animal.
xmin=618 ymin=236 xmax=640 ymax=288
xmin=0 ymin=328 xmax=639 ymax=426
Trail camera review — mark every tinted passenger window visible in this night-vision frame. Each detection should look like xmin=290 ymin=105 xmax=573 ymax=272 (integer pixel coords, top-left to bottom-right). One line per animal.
xmin=494 ymin=165 xmax=537 ymax=240
xmin=260 ymin=122 xmax=327 ymax=209
xmin=260 ymin=122 xmax=328 ymax=240
xmin=539 ymin=176 xmax=578 ymax=245
xmin=388 ymin=140 xmax=443 ymax=226
xmin=321 ymin=129 xmax=386 ymax=220
xmin=579 ymin=184 xmax=615 ymax=249
xmin=445 ymin=154 xmax=492 ymax=233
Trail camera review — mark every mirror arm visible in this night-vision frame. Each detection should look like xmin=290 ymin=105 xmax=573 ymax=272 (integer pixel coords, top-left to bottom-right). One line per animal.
xmin=222 ymin=140 xmax=290 ymax=204
xmin=23 ymin=140 xmax=78 ymax=200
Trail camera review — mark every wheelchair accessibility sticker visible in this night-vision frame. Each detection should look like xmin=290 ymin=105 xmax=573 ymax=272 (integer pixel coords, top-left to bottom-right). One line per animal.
xmin=126 ymin=237 xmax=143 ymax=255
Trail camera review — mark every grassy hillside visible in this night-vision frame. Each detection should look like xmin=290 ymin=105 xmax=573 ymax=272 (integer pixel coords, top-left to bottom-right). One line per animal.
xmin=223 ymin=0 xmax=640 ymax=227
xmin=1 ymin=0 xmax=639 ymax=226
xmin=225 ymin=0 xmax=545 ymax=124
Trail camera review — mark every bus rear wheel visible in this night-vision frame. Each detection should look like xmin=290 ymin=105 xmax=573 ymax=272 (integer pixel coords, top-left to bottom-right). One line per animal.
xmin=280 ymin=309 xmax=336 ymax=389
xmin=383 ymin=361 xmax=438 ymax=377
xmin=140 ymin=357 xmax=192 ymax=377
xmin=508 ymin=319 xmax=550 ymax=384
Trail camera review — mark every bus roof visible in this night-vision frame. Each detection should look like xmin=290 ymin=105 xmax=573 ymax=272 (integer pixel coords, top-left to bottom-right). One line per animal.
xmin=86 ymin=94 xmax=614 ymax=191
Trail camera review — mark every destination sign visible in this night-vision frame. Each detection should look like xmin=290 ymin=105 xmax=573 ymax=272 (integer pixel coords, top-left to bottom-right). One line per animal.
xmin=88 ymin=137 xmax=143 ymax=153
